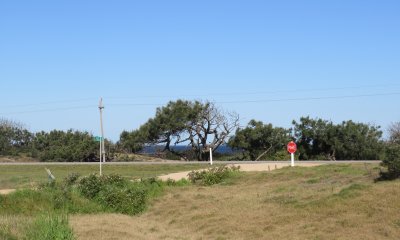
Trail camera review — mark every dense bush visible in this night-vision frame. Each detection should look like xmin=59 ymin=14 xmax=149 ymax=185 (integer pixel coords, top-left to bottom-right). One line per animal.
xmin=97 ymin=185 xmax=148 ymax=215
xmin=188 ymin=165 xmax=240 ymax=185
xmin=64 ymin=173 xmax=81 ymax=186
xmin=229 ymin=120 xmax=291 ymax=160
xmin=380 ymin=144 xmax=400 ymax=179
xmin=0 ymin=118 xmax=33 ymax=156
xmin=293 ymin=117 xmax=383 ymax=160
xmin=32 ymin=130 xmax=99 ymax=162
xmin=78 ymin=173 xmax=163 ymax=215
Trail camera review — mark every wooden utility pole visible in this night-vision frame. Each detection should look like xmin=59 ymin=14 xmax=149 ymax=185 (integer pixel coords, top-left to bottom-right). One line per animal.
xmin=99 ymin=98 xmax=105 ymax=175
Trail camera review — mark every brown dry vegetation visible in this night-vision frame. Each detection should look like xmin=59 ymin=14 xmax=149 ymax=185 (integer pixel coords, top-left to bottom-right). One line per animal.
xmin=70 ymin=164 xmax=400 ymax=240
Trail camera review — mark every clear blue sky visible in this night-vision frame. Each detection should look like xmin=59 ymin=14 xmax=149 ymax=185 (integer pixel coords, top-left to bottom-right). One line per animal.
xmin=1 ymin=0 xmax=399 ymax=141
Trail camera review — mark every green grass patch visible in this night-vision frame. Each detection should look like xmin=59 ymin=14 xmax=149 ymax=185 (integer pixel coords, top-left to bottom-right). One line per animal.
xmin=258 ymin=164 xmax=377 ymax=209
xmin=25 ymin=213 xmax=75 ymax=240
xmin=334 ymin=183 xmax=369 ymax=199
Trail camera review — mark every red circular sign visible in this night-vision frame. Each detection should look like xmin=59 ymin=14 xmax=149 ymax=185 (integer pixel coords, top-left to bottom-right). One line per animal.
xmin=287 ymin=141 xmax=297 ymax=154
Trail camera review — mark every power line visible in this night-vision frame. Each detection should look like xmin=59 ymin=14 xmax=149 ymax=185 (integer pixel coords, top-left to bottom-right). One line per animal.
xmin=1 ymin=83 xmax=399 ymax=109
xmin=1 ymin=91 xmax=399 ymax=115
xmin=0 ymin=105 xmax=95 ymax=115
xmin=217 ymin=92 xmax=400 ymax=104
xmin=107 ymin=92 xmax=400 ymax=106
xmin=0 ymin=98 xmax=97 ymax=108
xmin=105 ymin=83 xmax=400 ymax=100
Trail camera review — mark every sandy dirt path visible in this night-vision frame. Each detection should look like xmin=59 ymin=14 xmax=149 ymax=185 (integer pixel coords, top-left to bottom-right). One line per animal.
xmin=0 ymin=189 xmax=16 ymax=195
xmin=157 ymin=162 xmax=323 ymax=181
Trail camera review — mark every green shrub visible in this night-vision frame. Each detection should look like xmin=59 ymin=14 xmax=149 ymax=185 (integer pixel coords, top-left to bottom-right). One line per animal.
xmin=2 ymin=173 xmax=169 ymax=219
xmin=77 ymin=174 xmax=103 ymax=199
xmin=380 ymin=144 xmax=400 ymax=180
xmin=64 ymin=173 xmax=80 ymax=186
xmin=97 ymin=185 xmax=148 ymax=215
xmin=77 ymin=173 xmax=161 ymax=215
xmin=101 ymin=174 xmax=126 ymax=187
xmin=188 ymin=165 xmax=240 ymax=185
xmin=24 ymin=213 xmax=75 ymax=240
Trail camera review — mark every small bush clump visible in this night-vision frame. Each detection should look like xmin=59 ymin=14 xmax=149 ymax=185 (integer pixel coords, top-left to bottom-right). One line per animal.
xmin=188 ymin=165 xmax=240 ymax=185
xmin=64 ymin=173 xmax=81 ymax=186
xmin=77 ymin=174 xmax=163 ymax=215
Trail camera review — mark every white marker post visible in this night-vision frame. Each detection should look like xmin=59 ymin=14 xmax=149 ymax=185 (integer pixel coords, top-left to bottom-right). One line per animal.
xmin=209 ymin=147 xmax=213 ymax=165
xmin=291 ymin=152 xmax=294 ymax=167
xmin=287 ymin=141 xmax=297 ymax=167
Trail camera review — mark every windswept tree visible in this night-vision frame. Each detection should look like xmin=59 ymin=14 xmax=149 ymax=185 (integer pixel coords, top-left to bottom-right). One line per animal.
xmin=228 ymin=120 xmax=291 ymax=160
xmin=119 ymin=100 xmax=239 ymax=161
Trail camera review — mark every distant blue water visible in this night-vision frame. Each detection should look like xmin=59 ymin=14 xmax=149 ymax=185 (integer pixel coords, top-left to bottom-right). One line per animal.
xmin=141 ymin=145 xmax=236 ymax=154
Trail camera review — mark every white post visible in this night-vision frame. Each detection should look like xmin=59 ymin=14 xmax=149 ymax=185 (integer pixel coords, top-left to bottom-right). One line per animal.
xmin=291 ymin=153 xmax=294 ymax=167
xmin=209 ymin=148 xmax=213 ymax=165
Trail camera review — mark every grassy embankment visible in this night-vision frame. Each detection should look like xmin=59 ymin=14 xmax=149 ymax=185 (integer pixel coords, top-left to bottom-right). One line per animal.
xmin=71 ymin=163 xmax=400 ymax=240
xmin=0 ymin=163 xmax=206 ymax=239
xmin=0 ymin=163 xmax=209 ymax=239
xmin=1 ymin=163 xmax=400 ymax=239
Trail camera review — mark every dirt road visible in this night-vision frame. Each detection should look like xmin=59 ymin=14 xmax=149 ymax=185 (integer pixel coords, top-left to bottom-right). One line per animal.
xmin=157 ymin=162 xmax=323 ymax=181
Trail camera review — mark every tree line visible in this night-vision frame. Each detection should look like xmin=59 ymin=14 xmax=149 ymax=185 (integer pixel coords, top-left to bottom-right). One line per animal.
xmin=1 ymin=100 xmax=399 ymax=166
xmin=0 ymin=118 xmax=113 ymax=162
xmin=119 ymin=100 xmax=391 ymax=162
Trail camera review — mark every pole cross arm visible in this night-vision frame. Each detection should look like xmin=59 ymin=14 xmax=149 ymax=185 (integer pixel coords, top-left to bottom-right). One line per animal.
xmin=45 ymin=168 xmax=56 ymax=181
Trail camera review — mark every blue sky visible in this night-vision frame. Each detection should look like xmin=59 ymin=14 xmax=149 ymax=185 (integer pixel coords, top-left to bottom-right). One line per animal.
xmin=1 ymin=0 xmax=399 ymax=141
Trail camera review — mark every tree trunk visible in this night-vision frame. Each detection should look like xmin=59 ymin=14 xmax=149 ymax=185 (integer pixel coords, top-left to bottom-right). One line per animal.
xmin=255 ymin=145 xmax=273 ymax=161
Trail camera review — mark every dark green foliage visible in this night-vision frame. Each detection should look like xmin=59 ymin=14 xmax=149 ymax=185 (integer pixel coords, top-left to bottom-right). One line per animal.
xmin=119 ymin=100 xmax=202 ymax=155
xmin=293 ymin=116 xmax=383 ymax=160
xmin=64 ymin=173 xmax=81 ymax=186
xmin=97 ymin=185 xmax=147 ymax=215
xmin=188 ymin=165 xmax=240 ymax=185
xmin=78 ymin=173 xmax=164 ymax=215
xmin=32 ymin=130 xmax=99 ymax=162
xmin=228 ymin=120 xmax=291 ymax=160
xmin=119 ymin=130 xmax=145 ymax=153
xmin=379 ymin=144 xmax=400 ymax=179
xmin=78 ymin=174 xmax=105 ymax=199
xmin=0 ymin=118 xmax=115 ymax=162
xmin=0 ymin=118 xmax=33 ymax=156
xmin=1 ymin=173 xmax=167 ymax=217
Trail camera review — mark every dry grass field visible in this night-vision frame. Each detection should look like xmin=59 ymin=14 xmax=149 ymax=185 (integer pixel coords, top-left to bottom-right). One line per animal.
xmin=70 ymin=164 xmax=400 ymax=240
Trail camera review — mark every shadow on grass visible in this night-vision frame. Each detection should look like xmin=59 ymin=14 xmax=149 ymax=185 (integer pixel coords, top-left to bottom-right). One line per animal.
xmin=375 ymin=170 xmax=400 ymax=182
